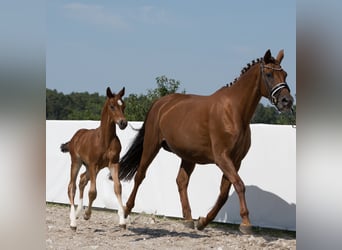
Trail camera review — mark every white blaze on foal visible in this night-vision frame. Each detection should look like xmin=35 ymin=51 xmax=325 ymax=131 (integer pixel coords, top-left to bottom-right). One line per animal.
xmin=117 ymin=99 xmax=123 ymax=106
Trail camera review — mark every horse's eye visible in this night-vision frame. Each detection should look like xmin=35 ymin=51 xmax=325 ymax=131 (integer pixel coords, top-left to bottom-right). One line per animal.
xmin=266 ymin=72 xmax=272 ymax=78
xmin=110 ymin=105 xmax=115 ymax=110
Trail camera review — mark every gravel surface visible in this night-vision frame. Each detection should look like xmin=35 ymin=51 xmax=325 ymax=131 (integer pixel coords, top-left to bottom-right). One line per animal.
xmin=46 ymin=203 xmax=296 ymax=249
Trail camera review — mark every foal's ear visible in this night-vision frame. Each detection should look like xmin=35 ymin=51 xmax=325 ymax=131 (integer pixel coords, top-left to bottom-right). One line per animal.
xmin=118 ymin=87 xmax=125 ymax=97
xmin=106 ymin=87 xmax=114 ymax=98
xmin=276 ymin=49 xmax=284 ymax=64
xmin=263 ymin=49 xmax=272 ymax=64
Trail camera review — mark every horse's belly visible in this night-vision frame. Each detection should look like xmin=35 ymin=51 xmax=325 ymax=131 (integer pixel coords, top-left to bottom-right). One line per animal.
xmin=165 ymin=141 xmax=214 ymax=164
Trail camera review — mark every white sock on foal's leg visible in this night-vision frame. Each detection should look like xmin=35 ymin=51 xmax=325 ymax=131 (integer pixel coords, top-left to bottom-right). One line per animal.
xmin=118 ymin=206 xmax=126 ymax=227
xmin=75 ymin=198 xmax=83 ymax=218
xmin=69 ymin=205 xmax=77 ymax=229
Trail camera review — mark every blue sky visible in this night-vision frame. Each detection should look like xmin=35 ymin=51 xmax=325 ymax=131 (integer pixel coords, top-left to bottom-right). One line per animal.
xmin=47 ymin=0 xmax=296 ymax=103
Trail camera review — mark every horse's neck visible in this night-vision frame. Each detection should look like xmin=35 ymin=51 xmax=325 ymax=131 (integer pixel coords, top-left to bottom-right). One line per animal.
xmin=220 ymin=65 xmax=262 ymax=123
xmin=99 ymin=107 xmax=116 ymax=145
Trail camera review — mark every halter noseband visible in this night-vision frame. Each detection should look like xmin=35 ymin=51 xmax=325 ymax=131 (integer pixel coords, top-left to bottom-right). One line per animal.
xmin=261 ymin=64 xmax=290 ymax=106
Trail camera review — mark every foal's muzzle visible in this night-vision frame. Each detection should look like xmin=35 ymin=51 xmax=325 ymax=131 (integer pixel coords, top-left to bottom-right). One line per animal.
xmin=117 ymin=120 xmax=128 ymax=130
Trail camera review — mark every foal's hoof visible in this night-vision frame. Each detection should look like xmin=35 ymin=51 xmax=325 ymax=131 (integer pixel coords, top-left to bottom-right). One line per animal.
xmin=119 ymin=224 xmax=127 ymax=230
xmin=197 ymin=217 xmax=206 ymax=231
xmin=183 ymin=220 xmax=195 ymax=229
xmin=123 ymin=206 xmax=129 ymax=218
xmin=83 ymin=213 xmax=91 ymax=220
xmin=70 ymin=226 xmax=77 ymax=231
xmin=239 ymin=224 xmax=253 ymax=234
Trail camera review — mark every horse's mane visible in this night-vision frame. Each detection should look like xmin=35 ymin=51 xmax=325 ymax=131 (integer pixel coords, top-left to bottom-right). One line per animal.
xmin=226 ymin=56 xmax=276 ymax=87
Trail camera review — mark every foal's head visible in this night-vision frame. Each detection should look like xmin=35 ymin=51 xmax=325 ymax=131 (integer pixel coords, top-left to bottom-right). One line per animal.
xmin=260 ymin=49 xmax=294 ymax=112
xmin=106 ymin=87 xmax=127 ymax=130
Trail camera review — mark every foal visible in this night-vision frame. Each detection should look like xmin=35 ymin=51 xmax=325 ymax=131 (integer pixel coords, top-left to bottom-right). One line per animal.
xmin=61 ymin=87 xmax=127 ymax=230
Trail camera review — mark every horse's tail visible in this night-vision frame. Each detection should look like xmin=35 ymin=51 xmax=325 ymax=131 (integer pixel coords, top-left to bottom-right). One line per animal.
xmin=60 ymin=142 xmax=70 ymax=153
xmin=118 ymin=123 xmax=146 ymax=181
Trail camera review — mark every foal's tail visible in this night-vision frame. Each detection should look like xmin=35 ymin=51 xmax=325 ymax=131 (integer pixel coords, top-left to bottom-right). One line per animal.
xmin=60 ymin=142 xmax=70 ymax=153
xmin=118 ymin=123 xmax=146 ymax=181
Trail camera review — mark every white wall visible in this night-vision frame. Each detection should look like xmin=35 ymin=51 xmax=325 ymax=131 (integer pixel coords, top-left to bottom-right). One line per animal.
xmin=46 ymin=121 xmax=296 ymax=230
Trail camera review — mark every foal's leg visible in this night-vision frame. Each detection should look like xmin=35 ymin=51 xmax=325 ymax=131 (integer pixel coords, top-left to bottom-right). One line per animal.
xmin=67 ymin=158 xmax=82 ymax=230
xmin=75 ymin=171 xmax=89 ymax=218
xmin=84 ymin=165 xmax=98 ymax=220
xmin=125 ymin=144 xmax=160 ymax=218
xmin=176 ymin=160 xmax=195 ymax=228
xmin=197 ymin=175 xmax=232 ymax=230
xmin=108 ymin=163 xmax=126 ymax=228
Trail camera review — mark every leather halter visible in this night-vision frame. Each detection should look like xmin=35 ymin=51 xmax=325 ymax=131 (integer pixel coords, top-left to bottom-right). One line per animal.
xmin=260 ymin=63 xmax=290 ymax=106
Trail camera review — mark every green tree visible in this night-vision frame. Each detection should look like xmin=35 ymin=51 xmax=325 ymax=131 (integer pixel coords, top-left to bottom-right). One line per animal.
xmin=46 ymin=81 xmax=296 ymax=124
xmin=251 ymin=103 xmax=296 ymax=125
xmin=46 ymin=88 xmax=105 ymax=120
xmin=276 ymin=105 xmax=296 ymax=125
xmin=124 ymin=75 xmax=184 ymax=121
xmin=124 ymin=93 xmax=151 ymax=121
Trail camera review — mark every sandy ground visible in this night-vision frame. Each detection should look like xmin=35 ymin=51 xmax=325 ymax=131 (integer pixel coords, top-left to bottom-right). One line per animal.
xmin=46 ymin=203 xmax=296 ymax=249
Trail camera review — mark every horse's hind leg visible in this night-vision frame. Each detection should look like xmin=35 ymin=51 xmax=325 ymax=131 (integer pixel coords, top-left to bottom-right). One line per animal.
xmin=125 ymin=143 xmax=160 ymax=218
xmin=84 ymin=165 xmax=98 ymax=220
xmin=68 ymin=158 xmax=82 ymax=230
xmin=197 ymin=175 xmax=232 ymax=230
xmin=75 ymin=171 xmax=89 ymax=218
xmin=176 ymin=160 xmax=195 ymax=228
xmin=109 ymin=162 xmax=126 ymax=228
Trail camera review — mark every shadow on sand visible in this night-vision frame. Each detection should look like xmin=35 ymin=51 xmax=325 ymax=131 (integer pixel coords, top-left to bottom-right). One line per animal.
xmin=215 ymin=185 xmax=296 ymax=231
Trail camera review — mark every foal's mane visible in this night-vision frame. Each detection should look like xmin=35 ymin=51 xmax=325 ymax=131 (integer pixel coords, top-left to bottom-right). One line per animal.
xmin=226 ymin=56 xmax=276 ymax=87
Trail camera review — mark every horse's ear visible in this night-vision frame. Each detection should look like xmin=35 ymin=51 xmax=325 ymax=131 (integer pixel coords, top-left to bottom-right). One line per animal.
xmin=263 ymin=49 xmax=272 ymax=64
xmin=118 ymin=87 xmax=125 ymax=97
xmin=106 ymin=87 xmax=114 ymax=98
xmin=276 ymin=49 xmax=284 ymax=64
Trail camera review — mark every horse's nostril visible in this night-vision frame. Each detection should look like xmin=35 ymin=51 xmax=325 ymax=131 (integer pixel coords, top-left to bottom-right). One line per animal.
xmin=119 ymin=120 xmax=128 ymax=129
xmin=282 ymin=96 xmax=293 ymax=108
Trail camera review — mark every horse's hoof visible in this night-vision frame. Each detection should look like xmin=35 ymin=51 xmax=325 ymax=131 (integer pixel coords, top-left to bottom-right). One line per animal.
xmin=83 ymin=213 xmax=91 ymax=220
xmin=70 ymin=226 xmax=77 ymax=231
xmin=197 ymin=217 xmax=206 ymax=231
xmin=183 ymin=220 xmax=195 ymax=229
xmin=119 ymin=224 xmax=127 ymax=230
xmin=239 ymin=224 xmax=253 ymax=234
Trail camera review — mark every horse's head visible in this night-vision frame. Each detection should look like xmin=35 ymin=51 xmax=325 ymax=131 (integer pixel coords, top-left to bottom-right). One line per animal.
xmin=106 ymin=87 xmax=128 ymax=130
xmin=260 ymin=49 xmax=294 ymax=112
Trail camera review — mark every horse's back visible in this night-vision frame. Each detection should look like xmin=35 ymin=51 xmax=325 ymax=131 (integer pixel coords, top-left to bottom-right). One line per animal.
xmin=149 ymin=93 xmax=212 ymax=133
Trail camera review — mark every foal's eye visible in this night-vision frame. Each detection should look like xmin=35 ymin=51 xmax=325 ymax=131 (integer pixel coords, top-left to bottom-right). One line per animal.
xmin=266 ymin=72 xmax=272 ymax=78
xmin=110 ymin=105 xmax=115 ymax=110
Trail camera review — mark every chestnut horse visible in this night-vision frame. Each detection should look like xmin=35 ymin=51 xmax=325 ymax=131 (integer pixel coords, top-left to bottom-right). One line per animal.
xmin=118 ymin=49 xmax=293 ymax=233
xmin=61 ymin=87 xmax=127 ymax=230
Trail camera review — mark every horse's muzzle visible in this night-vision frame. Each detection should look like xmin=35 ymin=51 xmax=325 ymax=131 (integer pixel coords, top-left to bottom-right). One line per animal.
xmin=118 ymin=120 xmax=128 ymax=130
xmin=277 ymin=95 xmax=294 ymax=112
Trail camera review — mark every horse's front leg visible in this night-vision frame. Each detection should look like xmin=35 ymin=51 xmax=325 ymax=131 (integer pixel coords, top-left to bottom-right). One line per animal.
xmin=109 ymin=162 xmax=126 ymax=228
